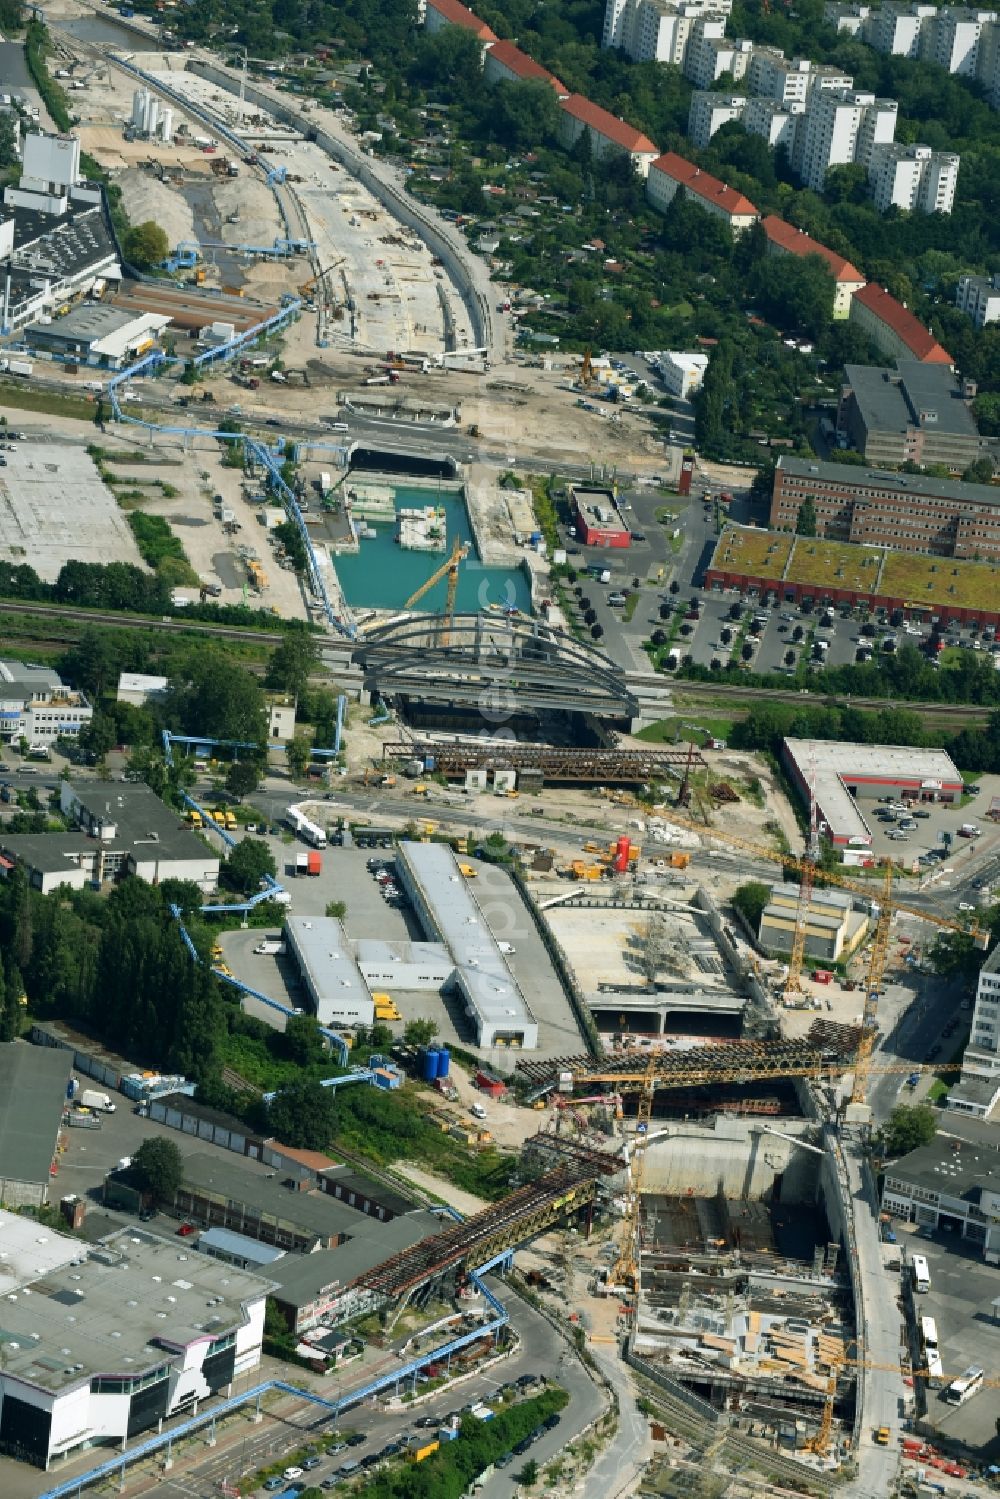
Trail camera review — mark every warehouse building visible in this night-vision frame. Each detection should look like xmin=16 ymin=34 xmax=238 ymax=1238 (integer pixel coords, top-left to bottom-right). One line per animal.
xmin=353 ymin=938 xmax=453 ymax=990
xmin=0 ymin=1042 xmax=72 ymax=1208
xmin=782 ymin=737 xmax=962 ymax=847
xmin=0 ymin=1219 xmax=271 ymax=1468
xmin=24 ymin=306 xmax=170 ymax=369
xmin=770 ymin=454 xmax=1000 ymax=558
xmin=395 ymin=841 xmax=538 ymax=1049
xmin=881 ymin=1120 xmax=1000 ymax=1262
xmin=704 ymin=523 xmax=1000 ymax=627
xmin=0 ymin=783 xmax=219 ymax=894
xmin=283 ymin=916 xmax=375 ymax=1029
xmin=758 ymin=884 xmax=869 ymax=961
xmin=571 ymin=484 xmax=631 ymax=547
xmin=837 ymin=359 xmax=985 ymax=469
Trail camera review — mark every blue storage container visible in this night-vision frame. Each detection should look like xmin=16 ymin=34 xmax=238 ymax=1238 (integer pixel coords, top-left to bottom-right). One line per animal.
xmin=436 ymin=1048 xmax=450 ymax=1079
xmin=424 ymin=754 xmax=436 ymax=772
xmin=421 ymin=1048 xmax=439 ymax=1082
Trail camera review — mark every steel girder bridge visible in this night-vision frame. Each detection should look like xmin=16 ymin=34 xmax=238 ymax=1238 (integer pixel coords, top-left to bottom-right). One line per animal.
xmin=354 ymin=1163 xmax=615 ymax=1305
xmin=354 ymin=612 xmax=638 ymax=721
xmin=380 ymin=738 xmax=706 ymax=784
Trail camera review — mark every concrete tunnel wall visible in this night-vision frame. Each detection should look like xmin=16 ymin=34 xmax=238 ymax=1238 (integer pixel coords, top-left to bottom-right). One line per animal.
xmin=641 ymin=1118 xmax=820 ymax=1204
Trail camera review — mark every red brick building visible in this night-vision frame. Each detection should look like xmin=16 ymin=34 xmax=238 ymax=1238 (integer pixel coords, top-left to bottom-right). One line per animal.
xmin=571 ymin=485 xmax=631 ymax=547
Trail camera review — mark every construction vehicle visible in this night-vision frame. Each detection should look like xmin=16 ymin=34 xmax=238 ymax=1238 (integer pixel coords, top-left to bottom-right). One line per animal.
xmin=457 ymin=862 xmax=478 ymax=878
xmin=563 ymin=860 xmax=605 ymax=881
xmin=580 ymin=348 xmax=594 ymax=387
xmin=184 ymin=809 xmax=203 ymax=828
xmin=403 ymin=536 xmax=469 ymax=646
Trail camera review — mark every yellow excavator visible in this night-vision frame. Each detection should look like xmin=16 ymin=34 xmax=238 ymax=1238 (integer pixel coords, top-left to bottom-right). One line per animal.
xmin=404 ymin=536 xmax=469 ymax=646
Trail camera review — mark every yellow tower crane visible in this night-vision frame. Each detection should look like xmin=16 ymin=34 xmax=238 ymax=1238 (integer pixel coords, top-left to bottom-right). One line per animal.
xmin=609 ymin=1049 xmax=658 ymax=1292
xmin=806 ymin=1355 xmax=1000 ymax=1456
xmin=851 ymin=861 xmax=894 ymax=1109
xmin=403 ymin=536 xmax=469 ymax=647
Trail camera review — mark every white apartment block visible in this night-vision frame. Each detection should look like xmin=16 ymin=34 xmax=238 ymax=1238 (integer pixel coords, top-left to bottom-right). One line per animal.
xmin=793 ymin=88 xmax=896 ymax=191
xmin=956 ymin=271 xmax=1000 ymax=327
xmin=744 ymin=96 xmax=806 ymax=151
xmin=601 ymin=0 xmax=731 ymax=59
xmin=864 ymin=3 xmax=934 ymax=57
xmin=978 ymin=20 xmax=1000 ymax=106
xmin=823 ymin=2 xmax=871 ymax=34
xmin=747 ymin=47 xmax=853 ymax=104
xmin=688 ymin=91 xmax=746 ymax=145
xmin=920 ymin=6 xmax=996 ymax=75
xmin=868 ymin=142 xmax=959 ymax=213
xmin=683 ymin=21 xmax=752 ymax=86
xmin=947 ymin=943 xmax=1000 ymax=1118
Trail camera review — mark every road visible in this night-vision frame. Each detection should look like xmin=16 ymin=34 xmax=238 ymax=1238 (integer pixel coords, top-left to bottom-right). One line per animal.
xmin=150 ymin=1289 xmax=608 ymax=1499
xmin=841 ymin=1142 xmax=905 ymax=1499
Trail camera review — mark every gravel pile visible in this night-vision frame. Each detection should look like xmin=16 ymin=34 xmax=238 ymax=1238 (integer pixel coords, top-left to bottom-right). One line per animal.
xmin=117 ymin=168 xmax=195 ymax=250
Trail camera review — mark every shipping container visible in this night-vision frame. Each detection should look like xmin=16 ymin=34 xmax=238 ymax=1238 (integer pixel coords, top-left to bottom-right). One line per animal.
xmin=295 ymin=852 xmax=308 ymax=875
xmin=307 ymin=850 xmax=322 ymax=876
xmin=413 ymin=1441 xmax=440 ymax=1462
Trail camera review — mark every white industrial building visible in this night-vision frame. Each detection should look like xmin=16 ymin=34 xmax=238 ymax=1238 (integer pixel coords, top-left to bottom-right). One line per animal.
xmin=116 ymin=672 xmax=169 ymax=706
xmin=0 ymin=133 xmax=118 ymax=332
xmin=283 ymin=916 xmax=375 ymax=1029
xmin=948 ymin=943 xmax=1000 ymax=1118
xmin=395 ymin=841 xmax=538 ymax=1049
xmin=0 ymin=1218 xmax=270 ymax=1468
xmin=867 ymin=142 xmax=959 ymax=214
xmin=655 ymin=350 xmax=710 ymax=397
xmin=0 ymin=660 xmax=91 ymax=746
xmin=353 ymin=938 xmax=453 ymax=991
xmin=955 ymin=271 xmax=1000 ymax=328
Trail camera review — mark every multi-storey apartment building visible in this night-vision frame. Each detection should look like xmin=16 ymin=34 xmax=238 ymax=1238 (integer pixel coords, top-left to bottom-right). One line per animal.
xmin=868 ymin=142 xmax=960 ymax=213
xmin=687 ymin=91 xmax=746 ymax=145
xmin=849 ymin=284 xmax=953 ymax=365
xmin=743 ymin=96 xmax=806 ymax=150
xmin=760 ymin=215 xmax=865 ymax=317
xmin=948 ymin=944 xmax=1000 ymax=1118
xmin=646 ymin=151 xmax=759 ymax=231
xmin=955 ymin=272 xmax=1000 ymax=328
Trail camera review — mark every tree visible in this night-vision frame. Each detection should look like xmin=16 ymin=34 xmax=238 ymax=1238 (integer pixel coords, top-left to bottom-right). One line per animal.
xmin=266 ymin=631 xmax=318 ymax=701
xmin=0 ymin=955 xmax=17 ymax=1043
xmin=273 ymin=521 xmax=308 ymax=572
xmin=286 ymin=736 xmax=311 ymax=780
xmin=784 ymin=649 xmax=796 ymax=667
xmin=123 ymin=220 xmax=169 ymax=269
xmin=404 ymin=1018 xmax=439 ymax=1047
xmin=226 ymin=759 xmax=260 ymax=801
xmin=224 ymin=837 xmax=276 ymax=895
xmin=749 ymin=253 xmax=836 ymax=341
xmin=164 ymin=648 xmax=265 ymax=745
xmin=795 ymin=498 xmax=818 ymax=537
xmin=732 ymin=880 xmax=771 ymax=932
xmin=369 ymin=1022 xmax=393 ymax=1049
xmin=325 ymin=899 xmax=347 ymax=919
xmin=962 ymin=457 xmax=995 ymax=484
xmin=283 ymin=1013 xmax=327 ymax=1067
xmin=133 ymin=1137 xmax=184 ymax=1202
xmin=78 ymin=713 xmax=117 ymax=764
xmin=266 ymin=1077 xmax=337 ymax=1150
xmin=883 ymin=1104 xmax=937 ymax=1157
xmin=517 ymin=1460 xmax=540 ymax=1487
xmin=590 ymin=623 xmax=604 ymax=640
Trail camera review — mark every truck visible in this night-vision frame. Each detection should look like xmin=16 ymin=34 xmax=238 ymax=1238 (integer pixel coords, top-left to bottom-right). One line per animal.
xmin=286 ymin=808 xmax=328 ymax=848
xmin=319 ymin=471 xmax=332 ymax=494
xmin=253 ymin=939 xmax=286 ymax=955
xmin=7 ymin=359 xmax=33 ymax=377
xmin=295 ymin=851 xmax=309 ymax=876
xmin=80 ymin=1089 xmax=116 ymax=1114
xmin=470 ymin=1102 xmax=487 ymax=1120
xmin=307 ymin=850 xmax=322 ymax=876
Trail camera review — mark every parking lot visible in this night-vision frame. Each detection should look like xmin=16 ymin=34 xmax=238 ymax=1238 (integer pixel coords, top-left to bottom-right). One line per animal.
xmin=899 ymin=1227 xmax=1000 ymax=1453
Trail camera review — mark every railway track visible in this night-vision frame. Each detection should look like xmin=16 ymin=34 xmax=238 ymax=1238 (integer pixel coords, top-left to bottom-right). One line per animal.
xmin=670 ymin=680 xmax=994 ymax=722
xmin=0 ymin=599 xmax=288 ymax=646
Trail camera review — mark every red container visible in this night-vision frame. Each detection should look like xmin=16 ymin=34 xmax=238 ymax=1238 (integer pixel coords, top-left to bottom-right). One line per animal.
xmin=614 ymin=835 xmax=631 ymax=873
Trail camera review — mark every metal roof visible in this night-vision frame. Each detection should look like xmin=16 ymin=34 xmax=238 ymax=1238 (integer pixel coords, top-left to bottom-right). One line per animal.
xmin=196 ymin=1227 xmax=287 ymax=1266
xmin=397 ymin=841 xmax=536 ymax=1035
xmin=842 ymin=360 xmax=975 ymax=439
xmin=0 ymin=1042 xmax=72 ymax=1188
xmin=283 ymin=916 xmax=370 ymax=1021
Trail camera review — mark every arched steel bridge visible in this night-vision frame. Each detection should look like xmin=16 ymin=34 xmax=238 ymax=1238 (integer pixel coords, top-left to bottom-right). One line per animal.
xmin=353 ymin=612 xmax=638 ymax=719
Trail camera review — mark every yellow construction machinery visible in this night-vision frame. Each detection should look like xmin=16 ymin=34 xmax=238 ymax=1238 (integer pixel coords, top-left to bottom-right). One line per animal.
xmin=404 ymin=536 xmax=469 ymax=646
xmin=806 ymin=1354 xmax=1000 ymax=1456
xmin=580 ymin=348 xmax=594 ymax=387
xmin=609 ymin=1050 xmax=658 ymax=1291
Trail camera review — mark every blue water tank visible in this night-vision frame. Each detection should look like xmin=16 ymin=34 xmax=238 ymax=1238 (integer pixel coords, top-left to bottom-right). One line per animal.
xmin=66 ymin=1077 xmax=79 ymax=1101
xmin=421 ymin=1048 xmax=439 ymax=1082
xmin=436 ymin=1048 xmax=450 ymax=1079
xmin=424 ymin=754 xmax=436 ymax=772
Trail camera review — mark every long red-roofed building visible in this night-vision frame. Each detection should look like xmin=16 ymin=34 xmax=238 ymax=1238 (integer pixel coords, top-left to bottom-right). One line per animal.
xmin=646 ymin=152 xmax=759 ymax=235
xmin=484 ymin=40 xmax=568 ymax=95
xmin=558 ymin=94 xmax=660 ymax=176
xmin=760 ymin=216 xmax=865 ymax=319
xmin=849 ymin=282 xmax=953 ymax=365
xmin=424 ymin=0 xmax=497 ymax=42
